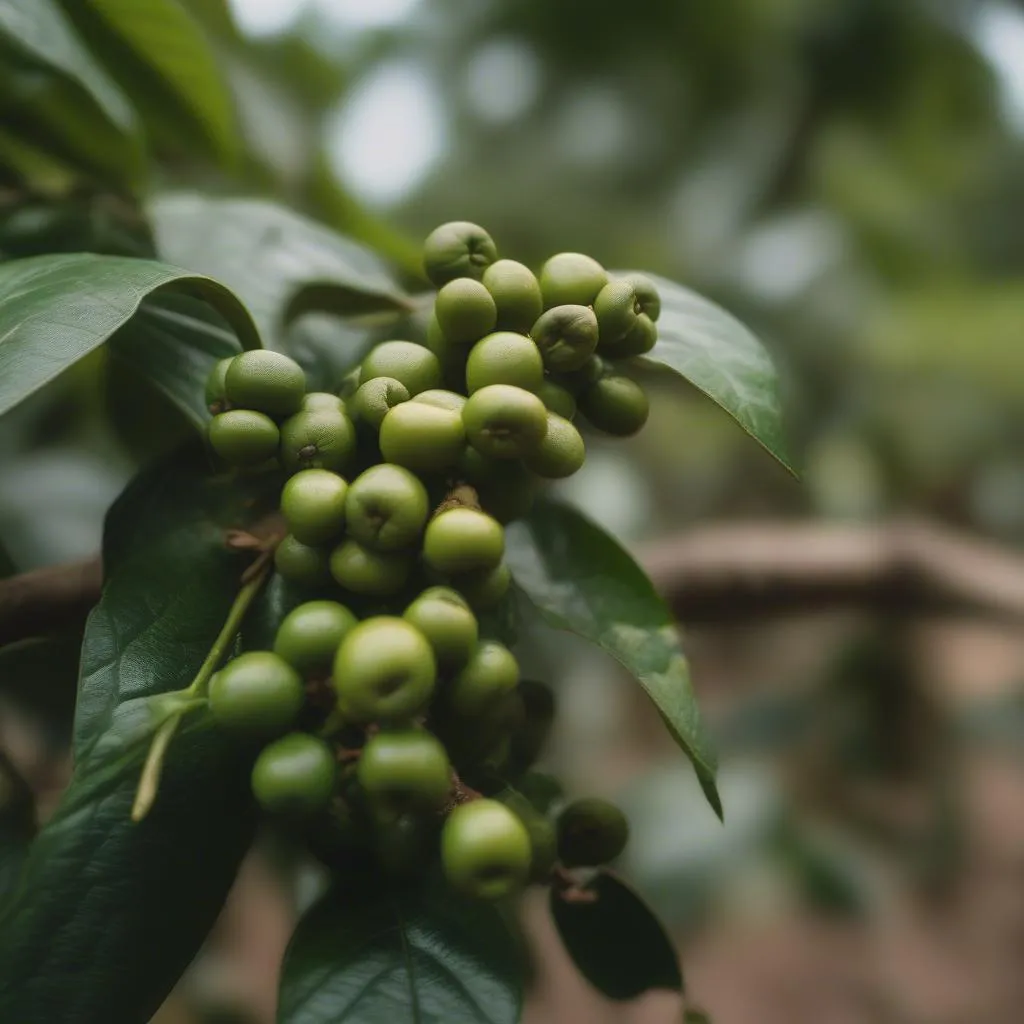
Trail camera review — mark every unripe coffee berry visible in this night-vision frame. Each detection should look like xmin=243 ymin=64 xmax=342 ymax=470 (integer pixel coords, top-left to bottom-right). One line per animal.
xmin=412 ymin=389 xmax=466 ymax=412
xmin=435 ymin=278 xmax=497 ymax=346
xmin=524 ymin=413 xmax=586 ymax=479
xmin=280 ymin=469 xmax=348 ymax=545
xmin=224 ymin=350 xmax=306 ymax=419
xmin=273 ymin=600 xmax=357 ymax=677
xmin=209 ymin=651 xmax=304 ymax=734
xmin=208 ymin=409 xmax=279 ymax=466
xmin=621 ymin=272 xmax=661 ymax=321
xmin=539 ymin=252 xmax=608 ymax=308
xmin=423 ymin=221 xmax=498 ymax=286
xmin=345 ymin=464 xmax=429 ymax=551
xmin=536 ymin=380 xmax=577 ymax=420
xmin=329 ymin=539 xmax=410 ymax=596
xmin=403 ymin=587 xmax=479 ymax=668
xmin=482 ymin=259 xmax=544 ymax=333
xmin=351 ymin=376 xmax=410 ymax=430
xmin=333 ymin=616 xmax=436 ymax=723
xmin=251 ymin=732 xmax=336 ymax=816
xmin=578 ymin=375 xmax=650 ymax=436
xmin=302 ymin=391 xmax=347 ymax=413
xmin=601 ymin=313 xmax=656 ymax=359
xmin=455 ymin=562 xmax=512 ymax=609
xmin=279 ymin=407 xmax=356 ymax=475
xmin=459 ymin=450 xmax=538 ymax=523
xmin=465 ymin=332 xmax=544 ymax=394
xmin=556 ymin=797 xmax=630 ymax=867
xmin=462 ymin=384 xmax=548 ymax=460
xmin=357 ymin=729 xmax=451 ymax=814
xmin=530 ymin=305 xmax=599 ymax=372
xmin=423 ymin=508 xmax=504 ymax=575
xmin=379 ymin=401 xmax=465 ymax=476
xmin=274 ymin=535 xmax=331 ymax=588
xmin=593 ymin=279 xmax=639 ymax=346
xmin=449 ymin=640 xmax=519 ymax=717
xmin=359 ymin=340 xmax=443 ymax=396
xmin=441 ymin=799 xmax=532 ymax=900
xmin=205 ymin=357 xmax=233 ymax=414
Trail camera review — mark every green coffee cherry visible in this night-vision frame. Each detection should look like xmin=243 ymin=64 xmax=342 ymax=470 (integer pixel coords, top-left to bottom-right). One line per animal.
xmin=403 ymin=587 xmax=479 ymax=669
xmin=273 ymin=600 xmax=357 ymax=677
xmin=441 ymin=799 xmax=531 ymax=900
xmin=524 ymin=413 xmax=585 ymax=479
xmin=329 ymin=539 xmax=410 ymax=596
xmin=554 ymin=354 xmax=606 ymax=395
xmin=602 ymin=314 xmax=656 ymax=358
xmin=459 ymin=449 xmax=538 ymax=523
xmin=482 ymin=259 xmax=543 ymax=333
xmin=251 ymin=733 xmax=336 ymax=816
xmin=374 ymin=813 xmax=437 ymax=879
xmin=357 ymin=729 xmax=451 ymax=814
xmin=224 ymin=350 xmax=306 ymax=419
xmin=425 ymin=318 xmax=469 ymax=393
xmin=536 ymin=380 xmax=577 ymax=420
xmin=517 ymin=771 xmax=565 ymax=815
xmin=539 ymin=252 xmax=608 ymax=308
xmin=530 ymin=305 xmax=599 ymax=372
xmin=455 ymin=562 xmax=512 ymax=610
xmin=379 ymin=401 xmax=465 ymax=476
xmin=279 ymin=407 xmax=357 ymax=475
xmin=578 ymin=375 xmax=650 ymax=436
xmin=333 ymin=616 xmax=436 ymax=723
xmin=208 ymin=410 xmax=279 ymax=466
xmin=345 ymin=464 xmax=429 ymax=551
xmin=509 ymin=679 xmax=556 ymax=773
xmin=462 ymin=384 xmax=548 ymax=460
xmin=423 ymin=221 xmax=498 ymax=286
xmin=593 ymin=279 xmax=638 ymax=344
xmin=465 ymin=332 xmax=544 ymax=394
xmin=502 ymin=792 xmax=558 ymax=883
xmin=449 ymin=640 xmax=519 ymax=717
xmin=209 ymin=651 xmax=304 ymax=734
xmin=435 ymin=278 xmax=497 ymax=346
xmin=274 ymin=535 xmax=332 ymax=588
xmin=556 ymin=797 xmax=630 ymax=867
xmin=621 ymin=272 xmax=661 ymax=321
xmin=423 ymin=508 xmax=504 ymax=575
xmin=412 ymin=389 xmax=466 ymax=412
xmin=205 ymin=357 xmax=233 ymax=414
xmin=351 ymin=376 xmax=410 ymax=430
xmin=359 ymin=340 xmax=443 ymax=396
xmin=280 ymin=469 xmax=348 ymax=545
xmin=302 ymin=392 xmax=347 ymax=413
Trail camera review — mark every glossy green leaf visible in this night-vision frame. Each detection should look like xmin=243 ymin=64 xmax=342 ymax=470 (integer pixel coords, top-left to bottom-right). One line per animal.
xmin=506 ymin=499 xmax=720 ymax=817
xmin=0 ymin=0 xmax=142 ymax=183
xmin=0 ymin=253 xmax=261 ymax=420
xmin=58 ymin=0 xmax=240 ymax=163
xmin=0 ymin=446 xmax=278 ymax=1022
xmin=625 ymin=271 xmax=793 ymax=473
xmin=550 ymin=871 xmax=682 ymax=1001
xmin=149 ymin=194 xmax=411 ymax=344
xmin=278 ymin=877 xmax=525 ymax=1024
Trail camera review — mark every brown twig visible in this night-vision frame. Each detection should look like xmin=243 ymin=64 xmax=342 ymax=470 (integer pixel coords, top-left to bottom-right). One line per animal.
xmin=639 ymin=518 xmax=1024 ymax=624
xmin=0 ymin=557 xmax=102 ymax=647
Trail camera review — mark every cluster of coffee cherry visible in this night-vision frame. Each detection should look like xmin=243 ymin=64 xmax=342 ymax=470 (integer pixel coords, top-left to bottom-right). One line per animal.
xmin=199 ymin=222 xmax=652 ymax=899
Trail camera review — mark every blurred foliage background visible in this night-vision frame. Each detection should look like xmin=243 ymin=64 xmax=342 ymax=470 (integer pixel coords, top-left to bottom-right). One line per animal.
xmin=3 ymin=1 xmax=1024 ymax=1021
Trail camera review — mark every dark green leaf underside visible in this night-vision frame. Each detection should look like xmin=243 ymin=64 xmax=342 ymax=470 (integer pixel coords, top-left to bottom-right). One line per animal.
xmin=278 ymin=878 xmax=525 ymax=1024
xmin=550 ymin=871 xmax=682 ymax=1001
xmin=506 ymin=499 xmax=720 ymax=817
xmin=622 ymin=270 xmax=793 ymax=473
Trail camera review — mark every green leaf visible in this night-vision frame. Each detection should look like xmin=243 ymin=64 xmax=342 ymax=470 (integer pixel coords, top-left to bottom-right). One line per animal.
xmin=56 ymin=0 xmax=241 ymax=164
xmin=278 ymin=877 xmax=525 ymax=1024
xmin=149 ymin=194 xmax=411 ymax=344
xmin=0 ymin=0 xmax=142 ymax=183
xmin=550 ymin=871 xmax=682 ymax=1001
xmin=0 ymin=446 xmax=279 ymax=1022
xmin=0 ymin=253 xmax=261 ymax=420
xmin=506 ymin=499 xmax=721 ymax=817
xmin=626 ymin=272 xmax=793 ymax=473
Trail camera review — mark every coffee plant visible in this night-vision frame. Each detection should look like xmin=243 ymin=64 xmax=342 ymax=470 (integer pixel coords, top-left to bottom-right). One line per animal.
xmin=0 ymin=4 xmax=790 ymax=1022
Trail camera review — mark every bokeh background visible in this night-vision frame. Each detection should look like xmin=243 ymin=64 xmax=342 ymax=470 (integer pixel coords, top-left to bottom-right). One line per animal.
xmin=3 ymin=1 xmax=1024 ymax=1022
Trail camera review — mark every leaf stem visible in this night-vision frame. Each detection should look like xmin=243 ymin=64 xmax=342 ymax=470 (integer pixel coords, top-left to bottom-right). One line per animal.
xmin=132 ymin=559 xmax=273 ymax=822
